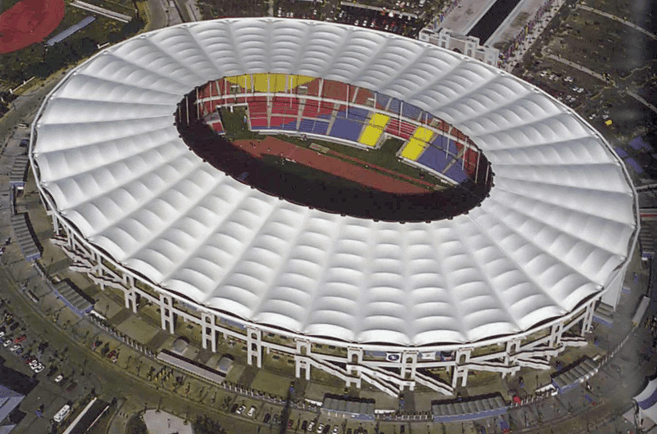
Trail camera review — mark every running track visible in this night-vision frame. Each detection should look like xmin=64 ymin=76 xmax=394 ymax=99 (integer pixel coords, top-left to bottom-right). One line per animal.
xmin=0 ymin=0 xmax=65 ymax=54
xmin=233 ymin=137 xmax=431 ymax=194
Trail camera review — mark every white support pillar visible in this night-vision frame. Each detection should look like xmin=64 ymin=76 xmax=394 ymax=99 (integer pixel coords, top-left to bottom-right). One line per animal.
xmin=505 ymin=338 xmax=521 ymax=365
xmin=295 ymin=339 xmax=311 ymax=380
xmin=347 ymin=347 xmax=363 ymax=373
xmin=51 ymin=214 xmax=60 ymax=234
xmin=247 ymin=326 xmax=263 ymax=368
xmin=125 ymin=288 xmax=138 ymax=313
xmin=159 ymin=293 xmax=175 ymax=334
xmin=581 ymin=300 xmax=596 ymax=336
xmin=400 ymin=351 xmax=418 ymax=390
xmin=201 ymin=312 xmax=217 ymax=352
xmin=452 ymin=348 xmax=471 ymax=388
xmin=549 ymin=323 xmax=562 ymax=348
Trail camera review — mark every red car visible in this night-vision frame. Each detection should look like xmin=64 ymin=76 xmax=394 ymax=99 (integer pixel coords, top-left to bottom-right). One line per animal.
xmin=106 ymin=350 xmax=116 ymax=359
xmin=13 ymin=334 xmax=26 ymax=344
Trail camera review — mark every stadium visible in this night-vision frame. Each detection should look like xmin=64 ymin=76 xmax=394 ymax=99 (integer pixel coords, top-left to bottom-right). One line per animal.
xmin=29 ymin=18 xmax=638 ymax=396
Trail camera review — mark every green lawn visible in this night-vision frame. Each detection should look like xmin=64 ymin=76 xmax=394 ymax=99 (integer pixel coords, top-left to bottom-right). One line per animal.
xmin=218 ymin=106 xmax=444 ymax=187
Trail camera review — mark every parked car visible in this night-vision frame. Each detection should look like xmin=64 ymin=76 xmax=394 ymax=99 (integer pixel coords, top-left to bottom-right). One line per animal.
xmin=106 ymin=350 xmax=116 ymax=359
xmin=263 ymin=413 xmax=271 ymax=423
xmin=13 ymin=334 xmax=26 ymax=344
xmin=3 ymin=338 xmax=12 ymax=347
xmin=332 ymin=425 xmax=339 ymax=434
xmin=288 ymin=419 xmax=294 ymax=429
xmin=9 ymin=344 xmax=21 ymax=352
xmin=247 ymin=406 xmax=256 ymax=417
xmin=66 ymin=382 xmax=77 ymax=393
xmin=54 ymin=374 xmax=64 ymax=383
xmin=33 ymin=363 xmax=45 ymax=373
xmin=317 ymin=423 xmax=325 ymax=433
xmin=230 ymin=404 xmax=238 ymax=414
xmin=236 ymin=404 xmax=245 ymax=415
xmin=302 ymin=421 xmax=308 ymax=431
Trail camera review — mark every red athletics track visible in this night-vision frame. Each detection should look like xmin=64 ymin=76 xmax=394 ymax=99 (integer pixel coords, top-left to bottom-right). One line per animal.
xmin=0 ymin=0 xmax=65 ymax=54
xmin=233 ymin=136 xmax=430 ymax=195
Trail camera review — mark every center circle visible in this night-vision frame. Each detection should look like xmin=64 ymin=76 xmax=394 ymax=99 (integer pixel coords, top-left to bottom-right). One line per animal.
xmin=177 ymin=74 xmax=493 ymax=222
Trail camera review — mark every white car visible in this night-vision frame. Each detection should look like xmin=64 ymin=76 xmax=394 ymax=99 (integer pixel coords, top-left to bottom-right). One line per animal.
xmin=332 ymin=425 xmax=339 ymax=434
xmin=9 ymin=344 xmax=20 ymax=352
xmin=236 ymin=405 xmax=245 ymax=415
xmin=32 ymin=363 xmax=44 ymax=373
xmin=247 ymin=406 xmax=256 ymax=417
xmin=54 ymin=374 xmax=64 ymax=383
xmin=3 ymin=339 xmax=12 ymax=347
xmin=317 ymin=423 xmax=325 ymax=433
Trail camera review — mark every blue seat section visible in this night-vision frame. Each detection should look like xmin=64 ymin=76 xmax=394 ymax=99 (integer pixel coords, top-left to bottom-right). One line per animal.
xmin=388 ymin=98 xmax=402 ymax=115
xmin=417 ymin=145 xmax=454 ymax=174
xmin=316 ymin=113 xmax=332 ymax=120
xmin=443 ymin=159 xmax=469 ymax=183
xmin=312 ymin=121 xmax=329 ymax=135
xmin=431 ymin=135 xmax=458 ymax=157
xmin=329 ymin=118 xmax=363 ymax=141
xmin=401 ymin=102 xmax=422 ymax=120
xmin=282 ymin=120 xmax=298 ymax=131
xmin=341 ymin=106 xmax=369 ymax=122
xmin=299 ymin=119 xmax=315 ymax=133
xmin=375 ymin=93 xmax=390 ymax=109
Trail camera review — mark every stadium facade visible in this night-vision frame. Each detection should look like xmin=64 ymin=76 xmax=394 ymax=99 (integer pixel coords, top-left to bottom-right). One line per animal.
xmin=30 ymin=18 xmax=638 ymax=396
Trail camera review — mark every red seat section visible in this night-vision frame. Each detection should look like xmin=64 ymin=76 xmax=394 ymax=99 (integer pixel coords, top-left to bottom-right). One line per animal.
xmin=321 ymin=80 xmax=350 ymax=101
xmin=385 ymin=119 xmax=416 ymax=140
xmin=304 ymin=78 xmax=321 ymax=96
xmin=272 ymin=97 xmax=300 ymax=116
xmin=302 ymin=99 xmax=334 ymax=118
xmin=353 ymin=87 xmax=374 ymax=106
xmin=248 ymin=96 xmax=269 ymax=128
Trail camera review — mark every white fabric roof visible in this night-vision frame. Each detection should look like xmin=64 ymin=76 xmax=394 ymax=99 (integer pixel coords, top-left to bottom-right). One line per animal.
xmin=31 ymin=18 xmax=637 ymax=347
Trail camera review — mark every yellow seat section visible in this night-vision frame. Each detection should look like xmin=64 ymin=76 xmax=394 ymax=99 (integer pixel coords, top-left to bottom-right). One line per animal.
xmin=400 ymin=138 xmax=426 ymax=160
xmin=225 ymin=74 xmax=315 ymax=93
xmin=412 ymin=126 xmax=434 ymax=142
xmin=358 ymin=125 xmax=383 ymax=147
xmin=358 ymin=113 xmax=390 ymax=147
xmin=370 ymin=113 xmax=390 ymax=128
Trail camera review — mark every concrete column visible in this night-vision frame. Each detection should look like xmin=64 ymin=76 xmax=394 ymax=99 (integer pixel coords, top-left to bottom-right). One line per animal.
xmin=247 ymin=326 xmax=263 ymax=368
xmin=505 ymin=338 xmax=522 ymax=365
xmin=159 ymin=293 xmax=175 ymax=334
xmin=201 ymin=312 xmax=217 ymax=352
xmin=400 ymin=350 xmax=418 ymax=390
xmin=452 ymin=348 xmax=472 ymax=388
xmin=51 ymin=214 xmax=60 ymax=235
xmin=347 ymin=347 xmax=363 ymax=374
xmin=124 ymin=288 xmax=138 ymax=313
xmin=550 ymin=323 xmax=562 ymax=347
xmin=295 ymin=339 xmax=311 ymax=380
xmin=581 ymin=301 xmax=596 ymax=336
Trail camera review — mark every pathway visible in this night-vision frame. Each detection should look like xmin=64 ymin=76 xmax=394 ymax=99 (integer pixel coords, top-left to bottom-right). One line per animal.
xmin=577 ymin=5 xmax=656 ymax=40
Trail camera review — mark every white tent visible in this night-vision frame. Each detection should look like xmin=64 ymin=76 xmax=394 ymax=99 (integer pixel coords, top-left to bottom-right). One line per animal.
xmin=634 ymin=377 xmax=657 ymax=426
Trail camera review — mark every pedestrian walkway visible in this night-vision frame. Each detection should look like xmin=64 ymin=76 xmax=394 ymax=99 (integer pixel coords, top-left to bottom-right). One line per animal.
xmin=577 ymin=5 xmax=656 ymax=40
